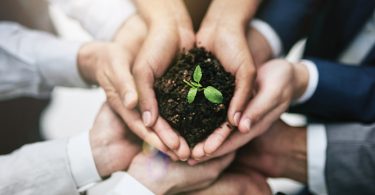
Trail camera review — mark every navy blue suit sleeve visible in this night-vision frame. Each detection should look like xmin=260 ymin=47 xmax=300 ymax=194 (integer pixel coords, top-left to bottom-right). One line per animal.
xmin=256 ymin=0 xmax=316 ymax=52
xmin=290 ymin=58 xmax=375 ymax=122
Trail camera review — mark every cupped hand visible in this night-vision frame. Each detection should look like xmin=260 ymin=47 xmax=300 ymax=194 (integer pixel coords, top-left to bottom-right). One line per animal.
xmin=190 ymin=0 xmax=260 ymax=158
xmin=90 ymin=103 xmax=142 ymax=177
xmin=130 ymin=0 xmax=195 ymax=158
xmin=79 ymin=15 xmax=186 ymax=161
xmin=128 ymin=152 xmax=235 ymax=195
xmin=190 ymin=59 xmax=308 ymax=162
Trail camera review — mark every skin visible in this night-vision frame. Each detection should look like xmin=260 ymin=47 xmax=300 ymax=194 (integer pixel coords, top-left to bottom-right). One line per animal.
xmin=79 ymin=15 xmax=187 ymax=161
xmin=128 ymin=152 xmax=235 ymax=195
xmin=89 ymin=103 xmax=142 ymax=177
xmin=186 ymin=165 xmax=272 ymax=195
xmin=129 ymin=0 xmax=195 ymax=159
xmin=236 ymin=120 xmax=308 ymax=183
xmin=190 ymin=58 xmax=309 ymax=162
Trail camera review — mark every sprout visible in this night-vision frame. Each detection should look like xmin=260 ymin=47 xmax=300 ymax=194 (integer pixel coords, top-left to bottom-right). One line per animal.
xmin=184 ymin=65 xmax=223 ymax=104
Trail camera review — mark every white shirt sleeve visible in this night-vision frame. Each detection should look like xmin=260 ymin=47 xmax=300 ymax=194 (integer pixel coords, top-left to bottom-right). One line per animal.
xmin=250 ymin=19 xmax=283 ymax=57
xmin=67 ymin=131 xmax=102 ymax=192
xmin=293 ymin=60 xmax=319 ymax=104
xmin=108 ymin=172 xmax=155 ymax=195
xmin=49 ymin=0 xmax=136 ymax=41
xmin=0 ymin=22 xmax=88 ymax=100
xmin=307 ymin=124 xmax=328 ymax=195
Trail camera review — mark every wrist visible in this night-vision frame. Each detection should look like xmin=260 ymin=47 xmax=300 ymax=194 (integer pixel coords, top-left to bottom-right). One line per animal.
xmin=292 ymin=62 xmax=309 ymax=101
xmin=281 ymin=124 xmax=307 ymax=183
xmin=128 ymin=167 xmax=170 ymax=195
xmin=247 ymin=27 xmax=273 ymax=66
xmin=77 ymin=42 xmax=100 ymax=85
xmin=89 ymin=130 xmax=110 ymax=177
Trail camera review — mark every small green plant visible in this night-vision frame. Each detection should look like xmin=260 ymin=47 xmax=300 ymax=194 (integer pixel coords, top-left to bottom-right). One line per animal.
xmin=184 ymin=65 xmax=223 ymax=104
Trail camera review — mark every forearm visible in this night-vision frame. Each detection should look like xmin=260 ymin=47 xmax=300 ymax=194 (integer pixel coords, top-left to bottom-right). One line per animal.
xmin=281 ymin=125 xmax=307 ymax=183
xmin=324 ymin=123 xmax=375 ymax=194
xmin=0 ymin=22 xmax=88 ymax=100
xmin=205 ymin=0 xmax=261 ymax=26
xmin=291 ymin=58 xmax=375 ymax=122
xmin=0 ymin=140 xmax=79 ymax=195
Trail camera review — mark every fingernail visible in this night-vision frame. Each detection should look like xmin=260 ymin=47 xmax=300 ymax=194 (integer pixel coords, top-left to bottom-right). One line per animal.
xmin=233 ymin=112 xmax=241 ymax=126
xmin=242 ymin=118 xmax=252 ymax=132
xmin=124 ymin=92 xmax=136 ymax=108
xmin=142 ymin=111 xmax=151 ymax=127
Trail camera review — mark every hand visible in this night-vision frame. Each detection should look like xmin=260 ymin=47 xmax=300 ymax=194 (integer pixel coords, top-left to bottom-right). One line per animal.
xmin=90 ymin=103 xmax=142 ymax=177
xmin=190 ymin=59 xmax=309 ymax=162
xmin=80 ymin=15 xmax=186 ymax=161
xmin=128 ymin=152 xmax=235 ymax=195
xmin=236 ymin=120 xmax=307 ymax=183
xmin=187 ymin=168 xmax=271 ymax=195
xmin=189 ymin=0 xmax=260 ymax=158
xmin=124 ymin=0 xmax=195 ymax=157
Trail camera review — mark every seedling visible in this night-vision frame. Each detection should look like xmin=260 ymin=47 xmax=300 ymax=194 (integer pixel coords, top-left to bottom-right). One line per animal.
xmin=184 ymin=65 xmax=223 ymax=104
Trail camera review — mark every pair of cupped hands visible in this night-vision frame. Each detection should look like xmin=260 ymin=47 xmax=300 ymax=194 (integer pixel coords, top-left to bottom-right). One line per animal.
xmin=82 ymin=0 xmax=308 ymax=192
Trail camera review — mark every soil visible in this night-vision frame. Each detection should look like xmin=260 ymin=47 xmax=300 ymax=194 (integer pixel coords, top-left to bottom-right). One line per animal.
xmin=154 ymin=47 xmax=235 ymax=147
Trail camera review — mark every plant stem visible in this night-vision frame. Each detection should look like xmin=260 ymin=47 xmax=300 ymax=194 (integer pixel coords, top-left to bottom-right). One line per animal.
xmin=183 ymin=79 xmax=196 ymax=88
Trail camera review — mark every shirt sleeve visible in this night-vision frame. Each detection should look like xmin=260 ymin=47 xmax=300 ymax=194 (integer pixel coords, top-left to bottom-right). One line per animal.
xmin=307 ymin=124 xmax=328 ymax=195
xmin=293 ymin=60 xmax=319 ymax=104
xmin=67 ymin=131 xmax=102 ymax=192
xmin=49 ymin=0 xmax=136 ymax=41
xmin=250 ymin=19 xmax=283 ymax=57
xmin=0 ymin=22 xmax=88 ymax=100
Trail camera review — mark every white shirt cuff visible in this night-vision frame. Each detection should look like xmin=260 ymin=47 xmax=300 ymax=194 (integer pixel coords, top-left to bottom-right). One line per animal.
xmin=250 ymin=19 xmax=283 ymax=57
xmin=36 ymin=40 xmax=89 ymax=88
xmin=307 ymin=124 xmax=328 ymax=195
xmin=108 ymin=172 xmax=155 ymax=195
xmin=67 ymin=131 xmax=102 ymax=192
xmin=294 ymin=60 xmax=319 ymax=104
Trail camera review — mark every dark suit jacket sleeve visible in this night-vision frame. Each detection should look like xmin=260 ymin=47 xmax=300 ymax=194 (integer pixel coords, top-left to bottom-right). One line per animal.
xmin=324 ymin=123 xmax=375 ymax=195
xmin=290 ymin=58 xmax=375 ymax=122
xmin=256 ymin=0 xmax=316 ymax=52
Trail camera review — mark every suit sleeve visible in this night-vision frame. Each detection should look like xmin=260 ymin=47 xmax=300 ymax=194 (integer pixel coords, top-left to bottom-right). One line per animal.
xmin=290 ymin=58 xmax=375 ymax=122
xmin=324 ymin=123 xmax=375 ymax=195
xmin=256 ymin=0 xmax=317 ymax=52
xmin=0 ymin=139 xmax=79 ymax=195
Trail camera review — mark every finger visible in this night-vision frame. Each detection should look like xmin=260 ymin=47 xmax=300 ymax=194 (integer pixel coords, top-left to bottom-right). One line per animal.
xmin=191 ymin=142 xmax=205 ymax=161
xmin=197 ymin=104 xmax=287 ymax=163
xmin=107 ymin=94 xmax=171 ymax=155
xmin=175 ymin=136 xmax=191 ymax=161
xmin=133 ymin=27 xmax=179 ymax=127
xmin=227 ymin=60 xmax=255 ymax=127
xmin=112 ymin=60 xmax=139 ymax=109
xmin=203 ymin=122 xmax=233 ymax=156
xmin=153 ymin=116 xmax=180 ymax=151
xmin=238 ymin=85 xmax=279 ymax=133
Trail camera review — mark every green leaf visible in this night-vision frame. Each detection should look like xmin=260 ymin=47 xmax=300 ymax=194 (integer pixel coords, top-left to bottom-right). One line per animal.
xmin=187 ymin=88 xmax=198 ymax=103
xmin=191 ymin=81 xmax=202 ymax=88
xmin=204 ymin=86 xmax=223 ymax=104
xmin=193 ymin=65 xmax=202 ymax=83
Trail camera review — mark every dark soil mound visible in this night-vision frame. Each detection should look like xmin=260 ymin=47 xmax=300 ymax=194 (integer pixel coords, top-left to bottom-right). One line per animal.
xmin=155 ymin=47 xmax=235 ymax=147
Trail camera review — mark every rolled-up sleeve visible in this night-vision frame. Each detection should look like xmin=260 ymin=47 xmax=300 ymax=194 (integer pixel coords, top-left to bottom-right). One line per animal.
xmin=0 ymin=22 xmax=88 ymax=100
